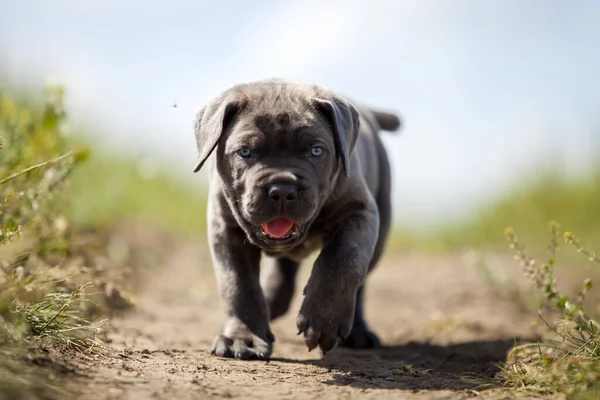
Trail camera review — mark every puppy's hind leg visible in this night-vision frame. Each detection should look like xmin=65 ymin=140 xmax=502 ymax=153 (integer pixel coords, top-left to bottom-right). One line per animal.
xmin=261 ymin=257 xmax=300 ymax=321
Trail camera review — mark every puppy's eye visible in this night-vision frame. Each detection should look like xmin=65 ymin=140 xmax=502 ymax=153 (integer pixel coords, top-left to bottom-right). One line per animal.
xmin=237 ymin=147 xmax=252 ymax=158
xmin=310 ymin=146 xmax=324 ymax=158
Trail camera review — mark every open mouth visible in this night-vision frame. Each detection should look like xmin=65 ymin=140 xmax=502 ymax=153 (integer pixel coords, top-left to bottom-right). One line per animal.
xmin=258 ymin=218 xmax=301 ymax=241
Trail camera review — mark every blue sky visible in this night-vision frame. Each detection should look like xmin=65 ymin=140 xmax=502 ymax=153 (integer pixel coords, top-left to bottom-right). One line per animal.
xmin=1 ymin=0 xmax=599 ymax=229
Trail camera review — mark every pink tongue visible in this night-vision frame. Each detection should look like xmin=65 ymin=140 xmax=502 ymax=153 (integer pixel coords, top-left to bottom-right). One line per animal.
xmin=261 ymin=218 xmax=294 ymax=238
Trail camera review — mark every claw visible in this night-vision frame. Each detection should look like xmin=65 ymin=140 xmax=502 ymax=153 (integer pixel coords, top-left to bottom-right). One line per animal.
xmin=306 ymin=341 xmax=318 ymax=352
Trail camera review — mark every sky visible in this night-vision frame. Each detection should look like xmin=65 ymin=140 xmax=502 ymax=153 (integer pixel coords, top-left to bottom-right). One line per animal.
xmin=1 ymin=0 xmax=599 ymax=229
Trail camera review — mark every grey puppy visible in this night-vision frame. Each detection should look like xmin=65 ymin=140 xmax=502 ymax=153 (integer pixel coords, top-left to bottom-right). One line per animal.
xmin=193 ymin=80 xmax=401 ymax=360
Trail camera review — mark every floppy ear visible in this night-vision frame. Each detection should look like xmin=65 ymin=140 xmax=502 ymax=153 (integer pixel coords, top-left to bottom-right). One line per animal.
xmin=192 ymin=93 xmax=246 ymax=173
xmin=313 ymin=97 xmax=360 ymax=176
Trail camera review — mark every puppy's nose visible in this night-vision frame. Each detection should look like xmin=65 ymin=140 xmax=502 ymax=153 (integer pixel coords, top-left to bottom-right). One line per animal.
xmin=268 ymin=183 xmax=298 ymax=202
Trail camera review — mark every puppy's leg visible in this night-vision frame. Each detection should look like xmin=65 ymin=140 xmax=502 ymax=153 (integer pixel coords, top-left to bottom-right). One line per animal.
xmin=209 ymin=208 xmax=273 ymax=360
xmin=296 ymin=208 xmax=379 ymax=354
xmin=261 ymin=257 xmax=300 ymax=321
xmin=341 ymin=203 xmax=390 ymax=348
xmin=340 ymin=285 xmax=380 ymax=348
xmin=342 ymin=138 xmax=392 ymax=349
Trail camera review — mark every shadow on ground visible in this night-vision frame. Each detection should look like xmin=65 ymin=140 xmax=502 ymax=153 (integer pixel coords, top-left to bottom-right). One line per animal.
xmin=272 ymin=338 xmax=520 ymax=391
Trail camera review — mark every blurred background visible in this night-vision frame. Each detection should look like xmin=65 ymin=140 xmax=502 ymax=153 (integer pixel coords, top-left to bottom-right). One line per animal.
xmin=2 ymin=0 xmax=599 ymax=248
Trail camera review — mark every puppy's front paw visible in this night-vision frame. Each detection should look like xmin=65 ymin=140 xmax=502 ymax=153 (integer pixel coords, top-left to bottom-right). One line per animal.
xmin=211 ymin=319 xmax=274 ymax=360
xmin=296 ymin=294 xmax=355 ymax=354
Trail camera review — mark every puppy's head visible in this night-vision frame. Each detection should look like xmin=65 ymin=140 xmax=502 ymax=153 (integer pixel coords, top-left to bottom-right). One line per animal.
xmin=193 ymin=81 xmax=359 ymax=251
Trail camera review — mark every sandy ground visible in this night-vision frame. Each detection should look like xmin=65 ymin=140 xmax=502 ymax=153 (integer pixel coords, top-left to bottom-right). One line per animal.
xmin=65 ymin=243 xmax=557 ymax=400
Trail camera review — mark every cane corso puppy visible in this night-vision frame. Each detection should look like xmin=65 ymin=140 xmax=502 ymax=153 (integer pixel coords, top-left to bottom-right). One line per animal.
xmin=192 ymin=80 xmax=401 ymax=359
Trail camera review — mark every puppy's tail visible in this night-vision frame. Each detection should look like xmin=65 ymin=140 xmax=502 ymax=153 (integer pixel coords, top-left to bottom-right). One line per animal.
xmin=371 ymin=110 xmax=402 ymax=133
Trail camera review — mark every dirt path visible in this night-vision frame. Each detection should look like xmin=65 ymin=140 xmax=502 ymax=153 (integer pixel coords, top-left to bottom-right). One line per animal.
xmin=68 ymin=244 xmax=547 ymax=400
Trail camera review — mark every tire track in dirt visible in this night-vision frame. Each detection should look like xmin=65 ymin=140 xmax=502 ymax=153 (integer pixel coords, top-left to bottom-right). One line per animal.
xmin=69 ymin=244 xmax=543 ymax=400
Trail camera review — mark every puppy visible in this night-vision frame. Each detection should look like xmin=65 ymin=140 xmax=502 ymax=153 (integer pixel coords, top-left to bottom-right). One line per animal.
xmin=193 ymin=80 xmax=401 ymax=359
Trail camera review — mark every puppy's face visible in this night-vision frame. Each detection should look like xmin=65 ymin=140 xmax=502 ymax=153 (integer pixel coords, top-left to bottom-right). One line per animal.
xmin=219 ymin=110 xmax=337 ymax=251
xmin=193 ymin=82 xmax=359 ymax=252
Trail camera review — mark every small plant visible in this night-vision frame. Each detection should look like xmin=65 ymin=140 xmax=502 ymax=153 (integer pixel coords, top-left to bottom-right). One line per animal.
xmin=390 ymin=362 xmax=431 ymax=377
xmin=502 ymin=222 xmax=600 ymax=395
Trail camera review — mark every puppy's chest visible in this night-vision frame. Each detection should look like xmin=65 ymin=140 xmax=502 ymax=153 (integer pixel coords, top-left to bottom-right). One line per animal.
xmin=265 ymin=235 xmax=323 ymax=262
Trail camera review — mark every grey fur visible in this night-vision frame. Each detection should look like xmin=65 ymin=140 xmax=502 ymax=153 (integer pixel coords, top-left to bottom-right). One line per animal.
xmin=193 ymin=80 xmax=401 ymax=359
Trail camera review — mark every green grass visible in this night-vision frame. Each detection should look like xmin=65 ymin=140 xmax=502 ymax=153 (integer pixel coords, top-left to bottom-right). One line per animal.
xmin=66 ymin=152 xmax=208 ymax=237
xmin=431 ymin=167 xmax=600 ymax=250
